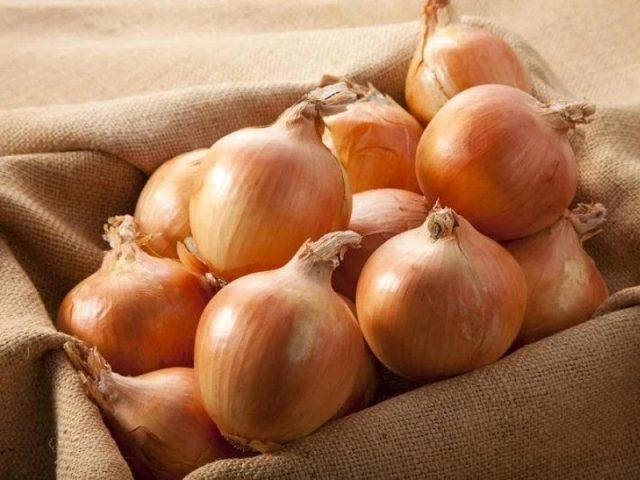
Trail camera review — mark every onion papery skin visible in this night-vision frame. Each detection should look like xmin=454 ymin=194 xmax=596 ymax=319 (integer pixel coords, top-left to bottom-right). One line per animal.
xmin=416 ymin=84 xmax=594 ymax=241
xmin=357 ymin=207 xmax=526 ymax=382
xmin=405 ymin=0 xmax=531 ymax=124
xmin=333 ymin=189 xmax=429 ymax=300
xmin=135 ymin=149 xmax=207 ymax=258
xmin=190 ymin=101 xmax=352 ymax=281
xmin=504 ymin=206 xmax=609 ymax=345
xmin=57 ymin=217 xmax=213 ymax=376
xmin=195 ymin=232 xmax=365 ymax=452
xmin=321 ymin=81 xmax=423 ymax=193
xmin=64 ymin=343 xmax=237 ymax=480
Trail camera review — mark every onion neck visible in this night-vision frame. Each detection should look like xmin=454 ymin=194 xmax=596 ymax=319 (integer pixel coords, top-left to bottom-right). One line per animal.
xmin=287 ymin=231 xmax=361 ymax=284
xmin=537 ymin=101 xmax=596 ymax=131
xmin=425 ymin=205 xmax=457 ymax=240
xmin=418 ymin=0 xmax=450 ymax=59
xmin=63 ymin=342 xmax=118 ymax=415
xmin=566 ymin=203 xmax=607 ymax=243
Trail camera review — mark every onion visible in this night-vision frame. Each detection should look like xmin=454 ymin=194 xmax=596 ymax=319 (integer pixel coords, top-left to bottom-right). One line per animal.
xmin=416 ymin=84 xmax=595 ymax=240
xmin=333 ymin=189 xmax=429 ymax=300
xmin=357 ymin=204 xmax=526 ymax=381
xmin=190 ymin=85 xmax=355 ymax=281
xmin=504 ymin=203 xmax=609 ymax=345
xmin=405 ymin=0 xmax=531 ymax=124
xmin=63 ymin=342 xmax=237 ymax=480
xmin=195 ymin=231 xmax=365 ymax=452
xmin=318 ymin=78 xmax=423 ymax=193
xmin=57 ymin=215 xmax=214 ymax=375
xmin=134 ymin=149 xmax=207 ymax=258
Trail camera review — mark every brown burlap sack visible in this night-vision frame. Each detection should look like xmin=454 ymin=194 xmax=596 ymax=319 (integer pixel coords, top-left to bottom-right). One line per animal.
xmin=1 ymin=1 xmax=639 ymax=478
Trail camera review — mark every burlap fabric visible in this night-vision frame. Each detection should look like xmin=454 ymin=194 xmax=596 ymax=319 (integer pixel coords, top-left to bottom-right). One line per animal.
xmin=1 ymin=1 xmax=639 ymax=478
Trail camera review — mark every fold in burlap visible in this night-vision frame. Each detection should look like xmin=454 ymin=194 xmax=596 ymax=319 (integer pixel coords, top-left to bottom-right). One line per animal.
xmin=1 ymin=1 xmax=639 ymax=478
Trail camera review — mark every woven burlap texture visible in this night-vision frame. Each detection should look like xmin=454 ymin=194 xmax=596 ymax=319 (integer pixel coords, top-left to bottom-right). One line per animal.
xmin=1 ymin=1 xmax=639 ymax=479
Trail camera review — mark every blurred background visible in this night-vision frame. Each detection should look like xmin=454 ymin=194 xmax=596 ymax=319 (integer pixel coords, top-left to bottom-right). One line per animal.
xmin=1 ymin=0 xmax=639 ymax=108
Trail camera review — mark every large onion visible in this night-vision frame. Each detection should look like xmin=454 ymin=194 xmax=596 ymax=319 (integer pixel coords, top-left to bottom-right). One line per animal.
xmin=63 ymin=342 xmax=236 ymax=480
xmin=416 ymin=84 xmax=595 ymax=240
xmin=333 ymin=188 xmax=429 ymax=300
xmin=195 ymin=231 xmax=365 ymax=452
xmin=190 ymin=85 xmax=355 ymax=281
xmin=57 ymin=215 xmax=214 ymax=375
xmin=134 ymin=149 xmax=207 ymax=258
xmin=504 ymin=203 xmax=609 ymax=345
xmin=318 ymin=78 xmax=423 ymax=193
xmin=357 ymin=204 xmax=526 ymax=381
xmin=405 ymin=0 xmax=531 ymax=124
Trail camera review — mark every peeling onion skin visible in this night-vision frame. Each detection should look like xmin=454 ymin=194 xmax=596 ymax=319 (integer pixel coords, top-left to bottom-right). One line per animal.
xmin=504 ymin=204 xmax=609 ymax=345
xmin=319 ymin=79 xmax=423 ymax=193
xmin=57 ymin=216 xmax=213 ymax=376
xmin=190 ymin=89 xmax=354 ymax=281
xmin=405 ymin=0 xmax=531 ymax=124
xmin=416 ymin=84 xmax=595 ymax=241
xmin=134 ymin=149 xmax=207 ymax=258
xmin=333 ymin=189 xmax=429 ymax=301
xmin=195 ymin=232 xmax=365 ymax=452
xmin=63 ymin=342 xmax=238 ymax=480
xmin=356 ymin=205 xmax=526 ymax=382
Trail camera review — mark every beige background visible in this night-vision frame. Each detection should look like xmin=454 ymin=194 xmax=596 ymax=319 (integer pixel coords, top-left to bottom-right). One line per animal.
xmin=1 ymin=1 xmax=639 ymax=479
xmin=1 ymin=0 xmax=639 ymax=108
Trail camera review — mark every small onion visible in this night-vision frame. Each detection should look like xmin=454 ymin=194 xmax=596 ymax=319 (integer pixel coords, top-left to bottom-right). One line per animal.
xmin=318 ymin=78 xmax=423 ymax=193
xmin=57 ymin=215 xmax=214 ymax=375
xmin=134 ymin=149 xmax=207 ymax=258
xmin=333 ymin=188 xmax=429 ymax=300
xmin=190 ymin=85 xmax=355 ymax=281
xmin=405 ymin=0 xmax=531 ymax=124
xmin=504 ymin=203 xmax=609 ymax=345
xmin=416 ymin=84 xmax=595 ymax=240
xmin=357 ymin=204 xmax=526 ymax=382
xmin=195 ymin=231 xmax=365 ymax=452
xmin=63 ymin=342 xmax=237 ymax=480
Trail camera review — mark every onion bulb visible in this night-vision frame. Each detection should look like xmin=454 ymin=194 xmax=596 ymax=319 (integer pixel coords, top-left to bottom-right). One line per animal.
xmin=416 ymin=84 xmax=595 ymax=240
xmin=333 ymin=188 xmax=429 ymax=300
xmin=190 ymin=85 xmax=355 ymax=281
xmin=57 ymin=215 xmax=214 ymax=376
xmin=357 ymin=204 xmax=526 ymax=381
xmin=317 ymin=77 xmax=423 ymax=193
xmin=63 ymin=342 xmax=237 ymax=480
xmin=504 ymin=203 xmax=609 ymax=345
xmin=195 ymin=231 xmax=365 ymax=452
xmin=405 ymin=0 xmax=531 ymax=124
xmin=134 ymin=149 xmax=207 ymax=258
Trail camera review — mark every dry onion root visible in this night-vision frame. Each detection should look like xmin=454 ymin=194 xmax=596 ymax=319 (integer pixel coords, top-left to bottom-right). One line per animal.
xmin=190 ymin=84 xmax=356 ymax=281
xmin=135 ymin=149 xmax=208 ymax=258
xmin=63 ymin=342 xmax=237 ymax=480
xmin=416 ymin=84 xmax=595 ymax=241
xmin=316 ymin=77 xmax=424 ymax=193
xmin=405 ymin=0 xmax=531 ymax=124
xmin=504 ymin=203 xmax=609 ymax=345
xmin=57 ymin=215 xmax=215 ymax=376
xmin=195 ymin=231 xmax=366 ymax=452
xmin=357 ymin=204 xmax=526 ymax=382
xmin=333 ymin=188 xmax=429 ymax=300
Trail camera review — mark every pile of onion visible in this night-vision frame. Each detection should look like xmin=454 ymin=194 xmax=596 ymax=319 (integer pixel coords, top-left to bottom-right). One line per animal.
xmin=190 ymin=84 xmax=355 ymax=281
xmin=357 ymin=204 xmax=526 ymax=381
xmin=318 ymin=77 xmax=423 ymax=193
xmin=135 ymin=149 xmax=207 ymax=258
xmin=195 ymin=231 xmax=366 ymax=452
xmin=63 ymin=342 xmax=237 ymax=480
xmin=504 ymin=203 xmax=609 ymax=345
xmin=332 ymin=188 xmax=429 ymax=300
xmin=405 ymin=0 xmax=531 ymax=124
xmin=416 ymin=84 xmax=595 ymax=240
xmin=57 ymin=215 xmax=215 ymax=375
